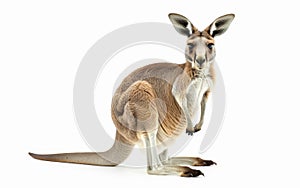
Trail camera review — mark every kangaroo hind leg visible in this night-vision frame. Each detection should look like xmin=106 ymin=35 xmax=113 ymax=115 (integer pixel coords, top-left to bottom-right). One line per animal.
xmin=126 ymin=80 xmax=203 ymax=177
xmin=165 ymin=156 xmax=216 ymax=166
xmin=142 ymin=131 xmax=204 ymax=177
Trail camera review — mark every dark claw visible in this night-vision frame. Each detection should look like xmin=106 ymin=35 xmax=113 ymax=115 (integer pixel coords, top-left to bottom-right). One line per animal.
xmin=201 ymin=160 xmax=217 ymax=166
xmin=195 ymin=170 xmax=205 ymax=177
xmin=181 ymin=169 xmax=204 ymax=177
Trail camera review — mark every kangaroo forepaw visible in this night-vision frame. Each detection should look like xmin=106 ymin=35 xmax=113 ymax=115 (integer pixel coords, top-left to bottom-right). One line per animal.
xmin=193 ymin=122 xmax=203 ymax=133
xmin=186 ymin=122 xmax=204 ymax=135
xmin=186 ymin=128 xmax=195 ymax=136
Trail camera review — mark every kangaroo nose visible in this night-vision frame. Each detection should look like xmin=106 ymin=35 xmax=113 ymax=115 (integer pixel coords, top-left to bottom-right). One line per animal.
xmin=196 ymin=57 xmax=205 ymax=66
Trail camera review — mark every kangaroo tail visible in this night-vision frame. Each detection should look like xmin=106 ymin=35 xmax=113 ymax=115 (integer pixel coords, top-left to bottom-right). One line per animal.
xmin=29 ymin=131 xmax=134 ymax=166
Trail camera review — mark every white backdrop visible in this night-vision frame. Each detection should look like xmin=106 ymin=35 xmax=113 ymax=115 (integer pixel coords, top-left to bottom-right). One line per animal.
xmin=1 ymin=0 xmax=300 ymax=187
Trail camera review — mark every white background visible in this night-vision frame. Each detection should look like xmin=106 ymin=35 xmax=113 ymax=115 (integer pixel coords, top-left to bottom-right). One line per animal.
xmin=1 ymin=0 xmax=300 ymax=187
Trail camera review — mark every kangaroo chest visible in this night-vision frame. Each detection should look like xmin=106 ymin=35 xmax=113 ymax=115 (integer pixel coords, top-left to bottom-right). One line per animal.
xmin=172 ymin=76 xmax=212 ymax=120
xmin=186 ymin=78 xmax=210 ymax=118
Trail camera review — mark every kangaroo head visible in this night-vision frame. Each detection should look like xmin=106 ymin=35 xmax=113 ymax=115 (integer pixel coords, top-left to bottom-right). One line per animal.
xmin=168 ymin=13 xmax=234 ymax=71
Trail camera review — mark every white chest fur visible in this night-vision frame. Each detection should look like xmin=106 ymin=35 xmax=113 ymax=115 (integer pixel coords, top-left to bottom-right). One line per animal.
xmin=172 ymin=75 xmax=212 ymax=122
xmin=186 ymin=77 xmax=211 ymax=118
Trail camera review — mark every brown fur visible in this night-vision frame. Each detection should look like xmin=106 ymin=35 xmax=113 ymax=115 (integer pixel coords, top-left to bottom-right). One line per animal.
xmin=111 ymin=62 xmax=207 ymax=144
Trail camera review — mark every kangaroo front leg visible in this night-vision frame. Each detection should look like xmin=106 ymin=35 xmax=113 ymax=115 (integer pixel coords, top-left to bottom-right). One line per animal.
xmin=172 ymin=73 xmax=194 ymax=135
xmin=194 ymin=91 xmax=210 ymax=133
xmin=183 ymin=98 xmax=195 ymax=136
xmin=142 ymin=132 xmax=203 ymax=177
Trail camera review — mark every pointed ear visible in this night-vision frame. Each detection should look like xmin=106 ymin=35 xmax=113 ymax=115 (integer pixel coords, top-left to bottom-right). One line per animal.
xmin=168 ymin=13 xmax=197 ymax=37
xmin=206 ymin=14 xmax=235 ymax=37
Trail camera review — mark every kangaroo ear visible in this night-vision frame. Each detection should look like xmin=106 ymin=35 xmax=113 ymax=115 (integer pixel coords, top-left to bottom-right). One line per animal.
xmin=168 ymin=13 xmax=197 ymax=37
xmin=207 ymin=14 xmax=235 ymax=37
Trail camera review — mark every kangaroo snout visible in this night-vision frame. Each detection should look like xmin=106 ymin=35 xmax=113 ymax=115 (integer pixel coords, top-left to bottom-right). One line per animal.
xmin=196 ymin=56 xmax=205 ymax=67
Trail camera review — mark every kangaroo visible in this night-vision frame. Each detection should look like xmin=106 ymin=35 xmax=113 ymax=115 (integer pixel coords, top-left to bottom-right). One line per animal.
xmin=29 ymin=13 xmax=234 ymax=177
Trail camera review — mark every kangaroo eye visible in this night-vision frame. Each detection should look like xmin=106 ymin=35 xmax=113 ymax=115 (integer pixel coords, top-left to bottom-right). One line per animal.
xmin=207 ymin=43 xmax=214 ymax=50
